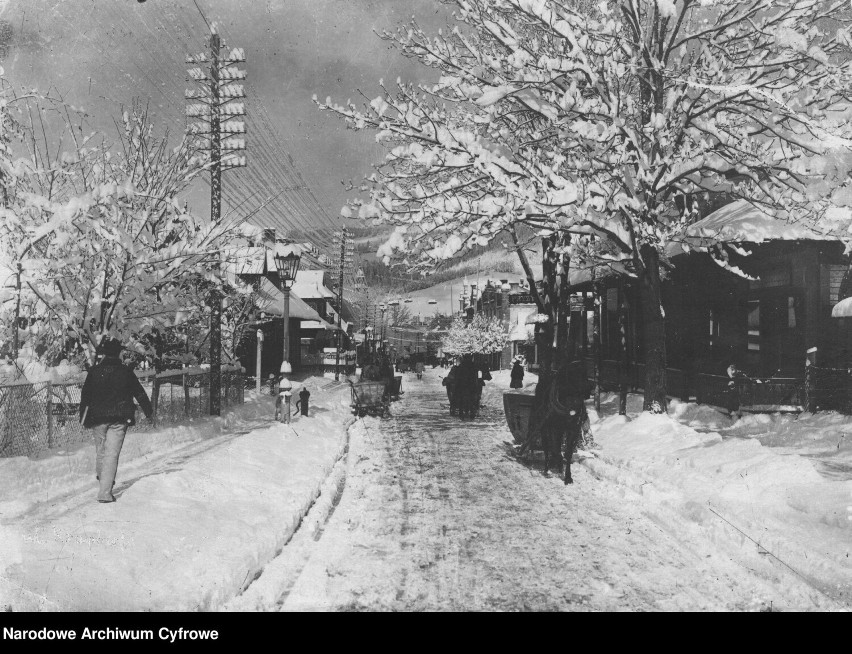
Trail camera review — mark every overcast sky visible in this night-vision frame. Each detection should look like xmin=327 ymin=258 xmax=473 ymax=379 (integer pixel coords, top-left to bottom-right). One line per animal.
xmin=0 ymin=0 xmax=452 ymax=242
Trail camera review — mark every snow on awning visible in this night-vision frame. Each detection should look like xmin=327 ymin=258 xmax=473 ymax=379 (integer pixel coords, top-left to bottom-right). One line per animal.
xmin=832 ymin=297 xmax=852 ymax=318
xmin=567 ymin=261 xmax=631 ymax=287
xmin=291 ymin=270 xmax=335 ymax=300
xmin=668 ymin=200 xmax=832 ymax=256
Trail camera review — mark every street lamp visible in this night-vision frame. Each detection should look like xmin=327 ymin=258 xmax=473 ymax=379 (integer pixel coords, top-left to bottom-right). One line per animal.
xmin=274 ymin=246 xmax=302 ymax=375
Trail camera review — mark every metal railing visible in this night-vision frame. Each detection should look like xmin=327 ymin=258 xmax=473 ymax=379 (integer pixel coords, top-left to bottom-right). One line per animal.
xmin=695 ymin=373 xmax=804 ymax=412
xmin=0 ymin=366 xmax=244 ymax=458
xmin=583 ymin=357 xmax=690 ymax=401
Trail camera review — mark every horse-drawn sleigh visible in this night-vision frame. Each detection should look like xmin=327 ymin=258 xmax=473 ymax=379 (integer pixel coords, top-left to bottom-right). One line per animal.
xmin=503 ymin=361 xmax=591 ymax=484
xmin=348 ymin=364 xmax=402 ymax=417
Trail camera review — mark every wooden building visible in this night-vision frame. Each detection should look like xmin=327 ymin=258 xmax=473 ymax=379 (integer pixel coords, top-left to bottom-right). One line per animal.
xmin=569 ymin=200 xmax=851 ymax=403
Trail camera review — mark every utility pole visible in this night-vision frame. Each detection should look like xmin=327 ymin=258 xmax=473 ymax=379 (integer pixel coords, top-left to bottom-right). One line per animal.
xmin=333 ymin=228 xmax=353 ymax=380
xmin=186 ymin=31 xmax=246 ymax=416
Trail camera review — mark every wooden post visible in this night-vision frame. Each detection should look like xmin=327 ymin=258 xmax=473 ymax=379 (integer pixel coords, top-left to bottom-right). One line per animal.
xmin=805 ymin=346 xmax=817 ymax=413
xmin=151 ymin=375 xmax=160 ymax=428
xmin=45 ymin=381 xmax=54 ymax=448
xmin=183 ymin=373 xmax=189 ymax=416
xmin=223 ymin=369 xmax=230 ymax=410
xmin=618 ymin=283 xmax=629 ymax=416
xmin=255 ymin=329 xmax=263 ymax=395
xmin=592 ymin=276 xmax=602 ymax=414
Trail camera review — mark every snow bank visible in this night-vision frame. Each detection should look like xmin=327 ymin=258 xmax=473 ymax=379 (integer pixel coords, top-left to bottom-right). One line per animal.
xmin=586 ymin=393 xmax=852 ymax=603
xmin=0 ymin=379 xmax=354 ymax=611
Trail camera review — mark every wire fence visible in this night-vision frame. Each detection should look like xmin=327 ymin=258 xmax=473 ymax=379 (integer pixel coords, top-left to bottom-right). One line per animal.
xmin=0 ymin=366 xmax=244 ymax=459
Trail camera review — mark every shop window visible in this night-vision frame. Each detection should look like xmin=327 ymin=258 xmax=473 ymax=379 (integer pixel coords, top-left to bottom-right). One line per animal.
xmin=747 ymin=300 xmax=760 ymax=351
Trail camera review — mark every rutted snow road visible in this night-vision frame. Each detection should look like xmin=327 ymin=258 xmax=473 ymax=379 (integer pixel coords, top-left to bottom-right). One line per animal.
xmin=281 ymin=373 xmax=830 ymax=611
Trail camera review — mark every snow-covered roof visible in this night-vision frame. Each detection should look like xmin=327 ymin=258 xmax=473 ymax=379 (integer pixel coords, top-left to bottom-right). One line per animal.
xmin=254 ymin=278 xmax=322 ymax=321
xmin=291 ymin=269 xmax=335 ymax=300
xmin=567 ymin=261 xmax=631 ymax=287
xmin=226 ymin=246 xmax=268 ymax=276
xmin=669 ymin=200 xmax=832 ymax=255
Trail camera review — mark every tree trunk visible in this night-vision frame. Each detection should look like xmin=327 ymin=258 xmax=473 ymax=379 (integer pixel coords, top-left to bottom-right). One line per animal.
xmin=638 ymin=244 xmax=667 ymax=412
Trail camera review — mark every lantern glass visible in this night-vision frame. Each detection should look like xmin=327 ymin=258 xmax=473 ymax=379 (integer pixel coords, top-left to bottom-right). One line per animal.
xmin=274 ymin=251 xmax=301 ymax=288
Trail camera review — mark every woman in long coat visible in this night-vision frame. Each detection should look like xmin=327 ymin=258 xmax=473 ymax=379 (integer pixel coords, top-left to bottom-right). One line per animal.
xmin=510 ymin=358 xmax=524 ymax=389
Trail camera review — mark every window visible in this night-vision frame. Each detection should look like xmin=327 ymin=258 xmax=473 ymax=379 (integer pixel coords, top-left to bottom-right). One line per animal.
xmin=787 ymin=296 xmax=796 ymax=329
xmin=747 ymin=300 xmax=760 ymax=351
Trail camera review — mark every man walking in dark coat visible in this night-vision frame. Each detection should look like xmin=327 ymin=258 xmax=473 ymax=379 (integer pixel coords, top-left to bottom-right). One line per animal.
xmin=79 ymin=338 xmax=153 ymax=503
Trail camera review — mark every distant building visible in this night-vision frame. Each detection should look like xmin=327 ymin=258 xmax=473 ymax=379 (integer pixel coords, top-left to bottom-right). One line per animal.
xmin=228 ymin=240 xmax=324 ymax=381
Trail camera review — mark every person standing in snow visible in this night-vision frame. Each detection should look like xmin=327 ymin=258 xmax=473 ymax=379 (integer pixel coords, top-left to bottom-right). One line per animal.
xmin=79 ymin=338 xmax=153 ymax=503
xmin=454 ymin=354 xmax=480 ymax=419
xmin=510 ymin=357 xmax=525 ymax=389
xmin=442 ymin=361 xmax=460 ymax=415
xmin=473 ymin=361 xmax=492 ymax=416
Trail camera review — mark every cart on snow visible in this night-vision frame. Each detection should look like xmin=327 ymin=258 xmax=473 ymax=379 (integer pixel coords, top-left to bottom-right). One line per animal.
xmin=349 ymin=380 xmax=390 ymax=418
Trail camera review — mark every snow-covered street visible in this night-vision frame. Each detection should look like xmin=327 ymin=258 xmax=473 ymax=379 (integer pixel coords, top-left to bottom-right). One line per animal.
xmin=2 ymin=370 xmax=850 ymax=612
xmin=281 ymin=371 xmax=849 ymax=611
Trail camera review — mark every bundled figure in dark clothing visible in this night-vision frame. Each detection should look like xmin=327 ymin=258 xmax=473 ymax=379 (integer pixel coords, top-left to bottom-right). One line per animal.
xmin=473 ymin=362 xmax=492 ymax=417
xmin=453 ymin=355 xmax=480 ymax=419
xmin=510 ymin=357 xmax=525 ymax=389
xmin=442 ymin=362 xmax=459 ymax=415
xmin=79 ymin=339 xmax=153 ymax=503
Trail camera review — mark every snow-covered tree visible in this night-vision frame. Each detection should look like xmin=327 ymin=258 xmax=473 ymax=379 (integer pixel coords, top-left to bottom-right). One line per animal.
xmin=0 ymin=92 xmax=251 ymax=372
xmin=319 ymin=0 xmax=852 ymax=412
xmin=442 ymin=314 xmax=509 ymax=355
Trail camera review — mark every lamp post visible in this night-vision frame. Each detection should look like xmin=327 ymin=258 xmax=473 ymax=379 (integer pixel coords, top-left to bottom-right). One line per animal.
xmin=274 ymin=246 xmax=302 ymax=376
xmin=379 ymin=303 xmax=387 ymax=354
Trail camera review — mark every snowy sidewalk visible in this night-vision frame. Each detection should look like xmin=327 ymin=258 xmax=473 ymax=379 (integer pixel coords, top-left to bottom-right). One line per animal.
xmin=586 ymin=394 xmax=852 ymax=607
xmin=0 ymin=378 xmax=353 ymax=611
